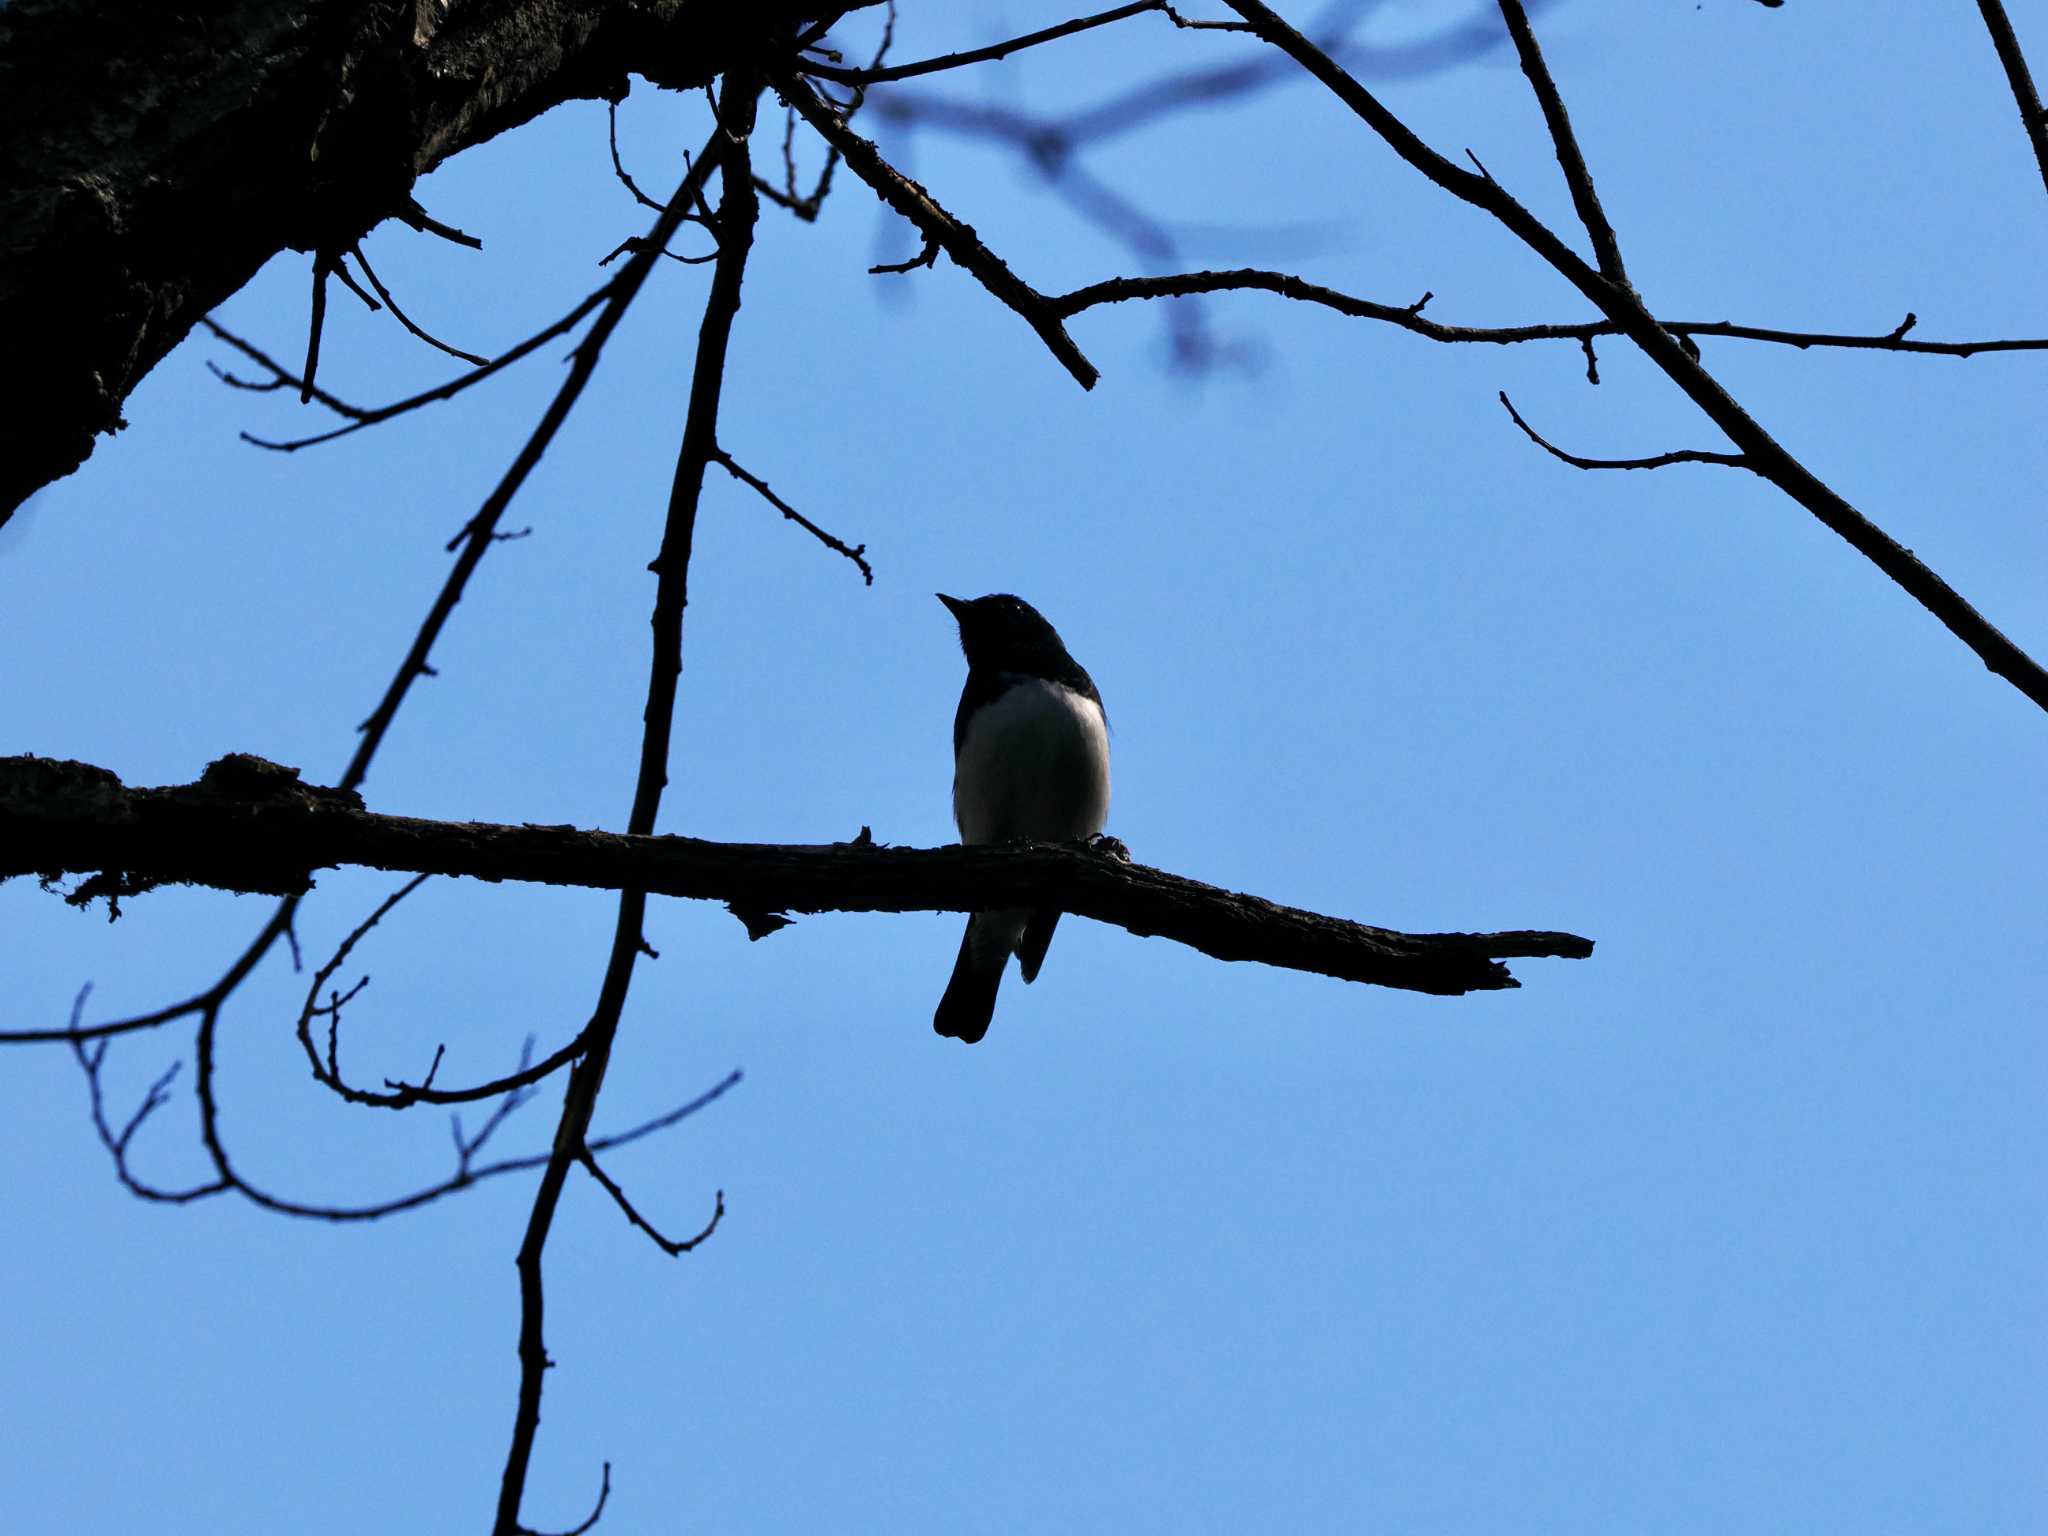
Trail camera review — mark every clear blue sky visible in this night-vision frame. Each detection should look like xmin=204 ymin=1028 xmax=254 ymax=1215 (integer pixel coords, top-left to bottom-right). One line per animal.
xmin=5 ymin=3 xmax=2045 ymax=1531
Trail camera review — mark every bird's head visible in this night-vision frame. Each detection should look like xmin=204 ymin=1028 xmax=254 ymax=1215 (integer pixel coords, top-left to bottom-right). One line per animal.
xmin=937 ymin=592 xmax=1070 ymax=671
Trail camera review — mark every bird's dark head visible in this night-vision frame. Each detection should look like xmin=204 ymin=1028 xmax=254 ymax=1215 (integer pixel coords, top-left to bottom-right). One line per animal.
xmin=937 ymin=592 xmax=1071 ymax=671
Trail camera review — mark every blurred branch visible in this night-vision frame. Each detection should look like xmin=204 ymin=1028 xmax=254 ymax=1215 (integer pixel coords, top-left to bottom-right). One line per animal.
xmin=1 ymin=754 xmax=1593 ymax=997
xmin=771 ymin=69 xmax=1101 ymax=388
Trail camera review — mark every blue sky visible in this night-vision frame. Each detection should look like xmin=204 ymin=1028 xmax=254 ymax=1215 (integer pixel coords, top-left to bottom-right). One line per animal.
xmin=4 ymin=3 xmax=2045 ymax=1531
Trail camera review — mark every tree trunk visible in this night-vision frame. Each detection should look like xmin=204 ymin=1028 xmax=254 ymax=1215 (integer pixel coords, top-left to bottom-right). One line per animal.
xmin=0 ymin=0 xmax=846 ymax=524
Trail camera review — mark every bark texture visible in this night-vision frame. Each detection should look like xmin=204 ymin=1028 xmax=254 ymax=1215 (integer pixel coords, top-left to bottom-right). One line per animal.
xmin=0 ymin=0 xmax=848 ymax=523
xmin=1 ymin=753 xmax=1595 ymax=995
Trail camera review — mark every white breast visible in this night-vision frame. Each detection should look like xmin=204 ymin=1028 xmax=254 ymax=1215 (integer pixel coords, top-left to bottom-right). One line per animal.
xmin=954 ymin=676 xmax=1112 ymax=846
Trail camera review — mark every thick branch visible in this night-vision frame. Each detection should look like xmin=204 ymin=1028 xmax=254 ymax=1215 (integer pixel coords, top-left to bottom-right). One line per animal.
xmin=0 ymin=0 xmax=864 ymax=520
xmin=1 ymin=754 xmax=1592 ymax=998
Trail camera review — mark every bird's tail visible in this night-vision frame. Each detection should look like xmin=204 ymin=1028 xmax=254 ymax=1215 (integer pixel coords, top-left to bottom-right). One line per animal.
xmin=933 ymin=910 xmax=1021 ymax=1044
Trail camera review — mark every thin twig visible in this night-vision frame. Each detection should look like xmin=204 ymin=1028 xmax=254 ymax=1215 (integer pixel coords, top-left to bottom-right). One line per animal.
xmin=868 ymin=230 xmax=940 ymax=275
xmin=66 ymin=134 xmax=736 ymax=1243
xmin=803 ymin=0 xmax=1240 ymax=86
xmin=528 ymin=1463 xmax=610 ymax=1536
xmin=711 ymin=447 xmax=874 ymax=583
xmin=608 ymin=101 xmax=673 ymax=213
xmin=210 ymin=277 xmax=618 ymax=453
xmin=202 ymin=320 xmax=372 ymax=418
xmin=578 ymin=1146 xmax=725 ymax=1256
xmin=1497 ymin=392 xmax=1748 ymax=472
xmin=398 ymin=197 xmax=484 ymax=250
xmin=1049 ymin=267 xmax=2048 ymax=357
xmin=330 ymin=254 xmax=383 ymax=312
xmin=350 ymin=242 xmax=490 ymax=366
xmin=1219 ymin=0 xmax=2048 ymax=717
xmin=773 ymin=69 xmax=1100 ymax=389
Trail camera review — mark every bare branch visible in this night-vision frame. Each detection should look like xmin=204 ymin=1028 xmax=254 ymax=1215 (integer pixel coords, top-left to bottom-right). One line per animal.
xmin=293 ymin=879 xmax=600 ymax=1110
xmin=495 ymin=71 xmax=764 ymax=1536
xmin=202 ymin=320 xmax=373 ymax=419
xmin=1497 ymin=392 xmax=1748 ymax=473
xmin=802 ymin=0 xmax=1247 ymax=87
xmin=523 ymin=1462 xmax=611 ymax=1536
xmin=398 ymin=196 xmax=484 ymax=251
xmin=1496 ymin=0 xmax=1626 ymax=281
xmin=208 ymin=275 xmax=618 ymax=453
xmin=710 ymin=448 xmax=874 ymax=584
xmin=1220 ymin=0 xmax=2048 ymax=717
xmin=1976 ymin=0 xmax=2048 ymax=202
xmin=607 ymin=100 xmax=674 ymax=214
xmin=1 ymin=754 xmax=1594 ymax=996
xmin=349 ymin=242 xmax=490 ymax=367
xmin=301 ymin=251 xmax=332 ymax=403
xmin=772 ymin=69 xmax=1100 ymax=389
xmin=868 ymin=230 xmax=940 ymax=275
xmin=578 ymin=1146 xmax=725 ymax=1257
xmin=1051 ymin=267 xmax=2048 ymax=357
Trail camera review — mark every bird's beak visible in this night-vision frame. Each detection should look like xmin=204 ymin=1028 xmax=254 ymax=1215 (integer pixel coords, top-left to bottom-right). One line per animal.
xmin=936 ymin=592 xmax=967 ymax=619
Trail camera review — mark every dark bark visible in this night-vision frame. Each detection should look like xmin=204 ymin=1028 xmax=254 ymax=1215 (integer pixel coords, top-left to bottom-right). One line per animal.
xmin=1 ymin=753 xmax=1593 ymax=996
xmin=0 ymin=0 xmax=861 ymax=523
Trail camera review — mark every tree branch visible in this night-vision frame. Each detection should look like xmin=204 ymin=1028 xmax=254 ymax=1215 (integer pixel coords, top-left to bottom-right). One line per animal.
xmin=801 ymin=0 xmax=1249 ymax=87
xmin=1495 ymin=0 xmax=1626 ymax=281
xmin=492 ymin=68 xmax=762 ymax=1536
xmin=770 ymin=69 xmax=1101 ymax=389
xmin=1220 ymin=0 xmax=2048 ymax=718
xmin=1051 ymin=268 xmax=2048 ymax=357
xmin=1976 ymin=0 xmax=2048 ymax=202
xmin=1498 ymin=392 xmax=1748 ymax=472
xmin=1 ymin=754 xmax=1593 ymax=999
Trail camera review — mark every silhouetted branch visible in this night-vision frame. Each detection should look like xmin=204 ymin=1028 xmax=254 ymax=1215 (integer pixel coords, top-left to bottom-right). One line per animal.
xmin=578 ymin=1146 xmax=725 ymax=1256
xmin=301 ymin=250 xmax=333 ymax=403
xmin=1976 ymin=0 xmax=2048 ymax=201
xmin=493 ymin=71 xmax=763 ymax=1536
xmin=349 ymin=242 xmax=490 ymax=367
xmin=1218 ymin=0 xmax=2048 ymax=717
xmin=207 ymin=274 xmax=620 ymax=453
xmin=399 ymin=196 xmax=485 ymax=251
xmin=1497 ymin=0 xmax=1624 ymax=281
xmin=2 ymin=754 xmax=1594 ymax=996
xmin=1050 ymin=268 xmax=2048 ymax=357
xmin=772 ymin=70 xmax=1101 ymax=389
xmin=710 ymin=447 xmax=874 ymax=583
xmin=803 ymin=0 xmax=1249 ymax=87
xmin=1498 ymin=392 xmax=1748 ymax=472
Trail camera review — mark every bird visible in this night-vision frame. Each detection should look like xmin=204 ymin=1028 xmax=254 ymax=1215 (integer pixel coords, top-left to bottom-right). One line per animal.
xmin=934 ymin=592 xmax=1111 ymax=1044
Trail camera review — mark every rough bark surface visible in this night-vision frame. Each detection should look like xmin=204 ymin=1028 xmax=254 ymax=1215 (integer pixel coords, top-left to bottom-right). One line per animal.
xmin=0 ymin=754 xmax=1595 ymax=995
xmin=0 ymin=0 xmax=851 ymax=523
